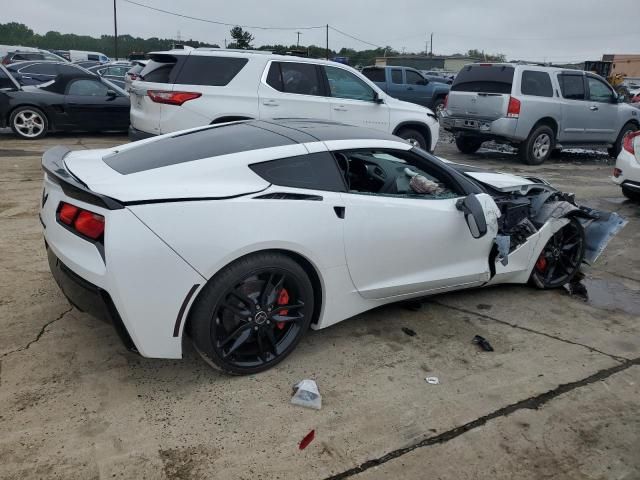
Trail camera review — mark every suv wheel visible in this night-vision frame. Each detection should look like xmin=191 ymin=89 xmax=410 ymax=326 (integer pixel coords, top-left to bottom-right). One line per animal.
xmin=622 ymin=186 xmax=640 ymax=202
xmin=455 ymin=136 xmax=483 ymax=154
xmin=521 ymin=125 xmax=554 ymax=165
xmin=397 ymin=128 xmax=427 ymax=150
xmin=608 ymin=122 xmax=638 ymax=158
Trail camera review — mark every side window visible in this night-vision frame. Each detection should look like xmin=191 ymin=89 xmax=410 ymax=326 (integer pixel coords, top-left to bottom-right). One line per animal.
xmin=277 ymin=62 xmax=323 ymax=96
xmin=324 ymin=66 xmax=375 ymax=101
xmin=67 ymin=79 xmax=109 ymax=96
xmin=250 ymin=152 xmax=345 ymax=192
xmin=266 ymin=62 xmax=284 ymax=91
xmin=587 ymin=77 xmax=614 ymax=102
xmin=175 ymin=56 xmax=248 ymax=86
xmin=406 ymin=70 xmax=426 ymax=86
xmin=361 ymin=67 xmax=385 ymax=83
xmin=88 ymin=54 xmax=99 ymax=61
xmin=559 ymin=75 xmax=585 ymax=100
xmin=335 ymin=149 xmax=460 ymax=199
xmin=521 ymin=70 xmax=553 ymax=97
xmin=23 ymin=64 xmax=58 ymax=75
xmin=391 ymin=69 xmax=403 ymax=84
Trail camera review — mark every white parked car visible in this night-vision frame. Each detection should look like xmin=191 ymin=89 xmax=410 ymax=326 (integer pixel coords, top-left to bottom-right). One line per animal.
xmin=613 ymin=130 xmax=640 ymax=200
xmin=41 ymin=120 xmax=624 ymax=374
xmin=68 ymin=50 xmax=110 ymax=63
xmin=129 ymin=49 xmax=440 ymax=151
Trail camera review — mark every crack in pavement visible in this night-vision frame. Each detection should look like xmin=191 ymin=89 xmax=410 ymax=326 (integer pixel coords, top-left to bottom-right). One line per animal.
xmin=0 ymin=306 xmax=73 ymax=359
xmin=434 ymin=302 xmax=629 ymax=363
xmin=324 ymin=357 xmax=640 ymax=480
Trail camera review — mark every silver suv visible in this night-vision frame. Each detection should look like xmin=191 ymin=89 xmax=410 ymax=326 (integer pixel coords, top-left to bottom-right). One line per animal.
xmin=441 ymin=63 xmax=639 ymax=164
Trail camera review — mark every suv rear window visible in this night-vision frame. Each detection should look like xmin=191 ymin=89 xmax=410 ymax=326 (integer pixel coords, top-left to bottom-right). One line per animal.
xmin=139 ymin=55 xmax=184 ymax=83
xmin=559 ymin=74 xmax=585 ymax=100
xmin=175 ymin=56 xmax=248 ymax=86
xmin=451 ymin=65 xmax=514 ymax=94
xmin=361 ymin=68 xmax=385 ymax=83
xmin=521 ymin=70 xmax=553 ymax=97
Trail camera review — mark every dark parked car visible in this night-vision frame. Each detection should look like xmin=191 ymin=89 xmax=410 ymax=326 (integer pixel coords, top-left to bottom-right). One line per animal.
xmin=2 ymin=49 xmax=68 ymax=65
xmin=0 ymin=64 xmax=130 ymax=139
xmin=362 ymin=66 xmax=450 ymax=112
xmin=7 ymin=61 xmax=87 ymax=86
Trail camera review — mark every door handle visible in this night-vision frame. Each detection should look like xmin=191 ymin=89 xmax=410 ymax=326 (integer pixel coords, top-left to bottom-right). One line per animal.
xmin=589 ymin=105 xmax=599 ymax=111
xmin=333 ymin=106 xmax=348 ymax=112
xmin=262 ymin=100 xmax=279 ymax=106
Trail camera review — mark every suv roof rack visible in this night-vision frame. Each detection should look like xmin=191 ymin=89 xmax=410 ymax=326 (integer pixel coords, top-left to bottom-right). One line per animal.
xmin=194 ymin=48 xmax=273 ymax=54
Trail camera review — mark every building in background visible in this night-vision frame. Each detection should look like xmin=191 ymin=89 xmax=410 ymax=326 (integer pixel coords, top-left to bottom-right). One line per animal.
xmin=603 ymin=54 xmax=640 ymax=78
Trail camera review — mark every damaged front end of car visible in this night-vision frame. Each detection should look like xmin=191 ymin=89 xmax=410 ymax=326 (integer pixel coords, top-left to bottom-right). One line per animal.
xmin=477 ymin=176 xmax=627 ymax=286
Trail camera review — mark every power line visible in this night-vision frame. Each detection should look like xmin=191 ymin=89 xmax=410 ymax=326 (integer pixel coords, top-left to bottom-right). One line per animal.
xmin=328 ymin=26 xmax=383 ymax=49
xmin=123 ymin=0 xmax=325 ymax=30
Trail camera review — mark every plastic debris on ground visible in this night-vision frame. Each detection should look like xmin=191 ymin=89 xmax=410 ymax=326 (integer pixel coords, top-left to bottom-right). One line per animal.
xmin=402 ymin=327 xmax=417 ymax=337
xmin=299 ymin=429 xmax=315 ymax=450
xmin=291 ymin=379 xmax=322 ymax=410
xmin=473 ymin=335 xmax=494 ymax=352
xmin=425 ymin=376 xmax=440 ymax=385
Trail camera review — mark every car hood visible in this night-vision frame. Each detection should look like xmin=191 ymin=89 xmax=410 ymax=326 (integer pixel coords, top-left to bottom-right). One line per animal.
xmin=384 ymin=94 xmax=436 ymax=116
xmin=438 ymin=157 xmax=542 ymax=193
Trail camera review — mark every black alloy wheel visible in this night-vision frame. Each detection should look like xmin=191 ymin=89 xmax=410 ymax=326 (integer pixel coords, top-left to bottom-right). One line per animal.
xmin=530 ymin=218 xmax=585 ymax=289
xmin=190 ymin=253 xmax=314 ymax=374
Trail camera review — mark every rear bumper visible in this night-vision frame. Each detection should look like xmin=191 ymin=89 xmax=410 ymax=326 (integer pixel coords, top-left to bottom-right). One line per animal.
xmin=613 ymin=149 xmax=640 ymax=186
xmin=128 ymin=125 xmax=156 ymax=142
xmin=441 ymin=114 xmax=520 ymax=141
xmin=47 ymin=246 xmax=138 ymax=352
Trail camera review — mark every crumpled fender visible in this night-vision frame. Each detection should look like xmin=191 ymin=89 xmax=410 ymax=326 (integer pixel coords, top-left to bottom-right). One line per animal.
xmin=533 ymin=201 xmax=627 ymax=265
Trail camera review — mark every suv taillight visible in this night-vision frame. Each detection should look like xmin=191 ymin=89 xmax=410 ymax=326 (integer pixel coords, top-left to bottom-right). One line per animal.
xmin=622 ymin=130 xmax=640 ymax=155
xmin=443 ymin=94 xmax=448 ymax=109
xmin=507 ymin=96 xmax=521 ymax=118
xmin=147 ymin=90 xmax=202 ymax=106
xmin=57 ymin=202 xmax=105 ymax=240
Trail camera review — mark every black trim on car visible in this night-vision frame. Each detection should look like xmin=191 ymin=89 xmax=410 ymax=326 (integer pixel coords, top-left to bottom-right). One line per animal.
xmin=121 ymin=187 xmax=270 ymax=206
xmin=173 ymin=284 xmax=200 ymax=337
xmin=47 ymin=247 xmax=137 ymax=352
xmin=42 ymin=146 xmax=125 ymax=210
xmin=254 ymin=192 xmax=323 ymax=201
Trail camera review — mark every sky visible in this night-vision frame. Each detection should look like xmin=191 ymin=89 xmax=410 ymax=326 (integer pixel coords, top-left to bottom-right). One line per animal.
xmin=3 ymin=0 xmax=639 ymax=62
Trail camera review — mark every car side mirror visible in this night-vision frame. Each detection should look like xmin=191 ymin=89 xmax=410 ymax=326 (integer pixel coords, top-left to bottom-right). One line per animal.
xmin=616 ymin=93 xmax=625 ymax=103
xmin=456 ymin=194 xmax=488 ymax=239
xmin=372 ymin=90 xmax=384 ymax=104
xmin=419 ymin=79 xmax=428 ymax=86
xmin=106 ymin=89 xmax=117 ymax=97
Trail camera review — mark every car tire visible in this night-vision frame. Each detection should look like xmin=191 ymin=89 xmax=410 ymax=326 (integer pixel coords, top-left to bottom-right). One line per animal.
xmin=455 ymin=136 xmax=483 ymax=154
xmin=10 ymin=106 xmax=49 ymax=140
xmin=520 ymin=125 xmax=555 ymax=165
xmin=608 ymin=122 xmax=638 ymax=158
xmin=188 ymin=252 xmax=314 ymax=375
xmin=397 ymin=128 xmax=428 ymax=150
xmin=530 ymin=218 xmax=585 ymax=289
xmin=622 ymin=186 xmax=640 ymax=201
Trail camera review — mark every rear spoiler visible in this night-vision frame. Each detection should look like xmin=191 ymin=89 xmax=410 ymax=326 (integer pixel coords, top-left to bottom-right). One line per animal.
xmin=42 ymin=146 xmax=124 ymax=210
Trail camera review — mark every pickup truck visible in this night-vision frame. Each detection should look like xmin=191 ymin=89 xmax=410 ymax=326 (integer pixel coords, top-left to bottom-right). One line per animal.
xmin=362 ymin=66 xmax=450 ymax=113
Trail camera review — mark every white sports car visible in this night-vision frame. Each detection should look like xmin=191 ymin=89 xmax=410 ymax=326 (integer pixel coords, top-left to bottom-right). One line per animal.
xmin=41 ymin=120 xmax=625 ymax=374
xmin=612 ymin=129 xmax=640 ymax=201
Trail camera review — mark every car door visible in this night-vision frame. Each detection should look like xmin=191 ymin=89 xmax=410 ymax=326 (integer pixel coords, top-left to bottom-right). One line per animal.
xmin=258 ymin=61 xmax=331 ymax=120
xmin=336 ymin=148 xmax=499 ymax=300
xmin=64 ymin=78 xmax=126 ymax=129
xmin=584 ymin=75 xmax=619 ymax=142
xmin=557 ymin=73 xmax=588 ymax=142
xmin=403 ymin=69 xmax=432 ymax=107
xmin=386 ymin=68 xmax=406 ymax=99
xmin=322 ymin=65 xmax=390 ymax=132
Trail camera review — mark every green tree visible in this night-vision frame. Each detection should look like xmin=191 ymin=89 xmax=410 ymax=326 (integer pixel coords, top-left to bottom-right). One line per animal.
xmin=228 ymin=26 xmax=254 ymax=49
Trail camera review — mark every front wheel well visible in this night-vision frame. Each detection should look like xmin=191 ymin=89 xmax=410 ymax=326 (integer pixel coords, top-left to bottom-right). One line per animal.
xmin=184 ymin=248 xmax=324 ymax=338
xmin=393 ymin=123 xmax=433 ymax=151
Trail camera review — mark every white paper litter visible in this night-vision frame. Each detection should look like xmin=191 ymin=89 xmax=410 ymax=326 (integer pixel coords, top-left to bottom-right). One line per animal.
xmin=291 ymin=379 xmax=322 ymax=410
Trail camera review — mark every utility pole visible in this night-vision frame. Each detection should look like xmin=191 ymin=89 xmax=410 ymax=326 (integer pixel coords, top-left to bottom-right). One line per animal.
xmin=430 ymin=32 xmax=433 ymax=57
xmin=425 ymin=35 xmax=429 ymax=55
xmin=325 ymin=24 xmax=329 ymax=60
xmin=113 ymin=0 xmax=118 ymax=60
xmin=296 ymin=31 xmax=302 ymax=48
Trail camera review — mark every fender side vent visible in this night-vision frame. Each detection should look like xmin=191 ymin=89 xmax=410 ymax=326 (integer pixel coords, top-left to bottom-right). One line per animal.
xmin=254 ymin=192 xmax=323 ymax=201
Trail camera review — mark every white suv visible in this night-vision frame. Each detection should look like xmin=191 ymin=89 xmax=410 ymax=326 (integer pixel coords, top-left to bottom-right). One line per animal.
xmin=129 ymin=49 xmax=440 ymax=151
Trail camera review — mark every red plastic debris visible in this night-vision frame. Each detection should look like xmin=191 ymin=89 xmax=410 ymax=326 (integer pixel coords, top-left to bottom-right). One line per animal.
xmin=298 ymin=429 xmax=315 ymax=450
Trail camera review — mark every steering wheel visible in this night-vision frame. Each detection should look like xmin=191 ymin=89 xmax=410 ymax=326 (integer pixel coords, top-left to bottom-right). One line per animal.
xmin=365 ymin=164 xmax=386 ymax=184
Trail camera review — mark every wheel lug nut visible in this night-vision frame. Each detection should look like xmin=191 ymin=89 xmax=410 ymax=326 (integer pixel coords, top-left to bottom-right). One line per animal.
xmin=254 ymin=326 xmax=259 ymax=331
xmin=248 ymin=317 xmax=252 ymax=321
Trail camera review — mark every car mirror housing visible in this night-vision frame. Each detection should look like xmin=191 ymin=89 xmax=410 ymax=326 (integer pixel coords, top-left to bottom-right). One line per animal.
xmin=106 ymin=89 xmax=117 ymax=97
xmin=372 ymin=90 xmax=384 ymax=104
xmin=456 ymin=194 xmax=488 ymax=239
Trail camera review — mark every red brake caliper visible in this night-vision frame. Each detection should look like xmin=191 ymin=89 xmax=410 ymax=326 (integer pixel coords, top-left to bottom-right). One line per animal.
xmin=276 ymin=288 xmax=289 ymax=330
xmin=535 ymin=254 xmax=547 ymax=272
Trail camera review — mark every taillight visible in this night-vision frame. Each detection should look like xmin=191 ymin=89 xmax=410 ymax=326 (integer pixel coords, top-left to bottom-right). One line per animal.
xmin=57 ymin=202 xmax=105 ymax=241
xmin=147 ymin=90 xmax=201 ymax=106
xmin=507 ymin=96 xmax=521 ymax=118
xmin=443 ymin=94 xmax=448 ymax=109
xmin=622 ymin=130 xmax=640 ymax=155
